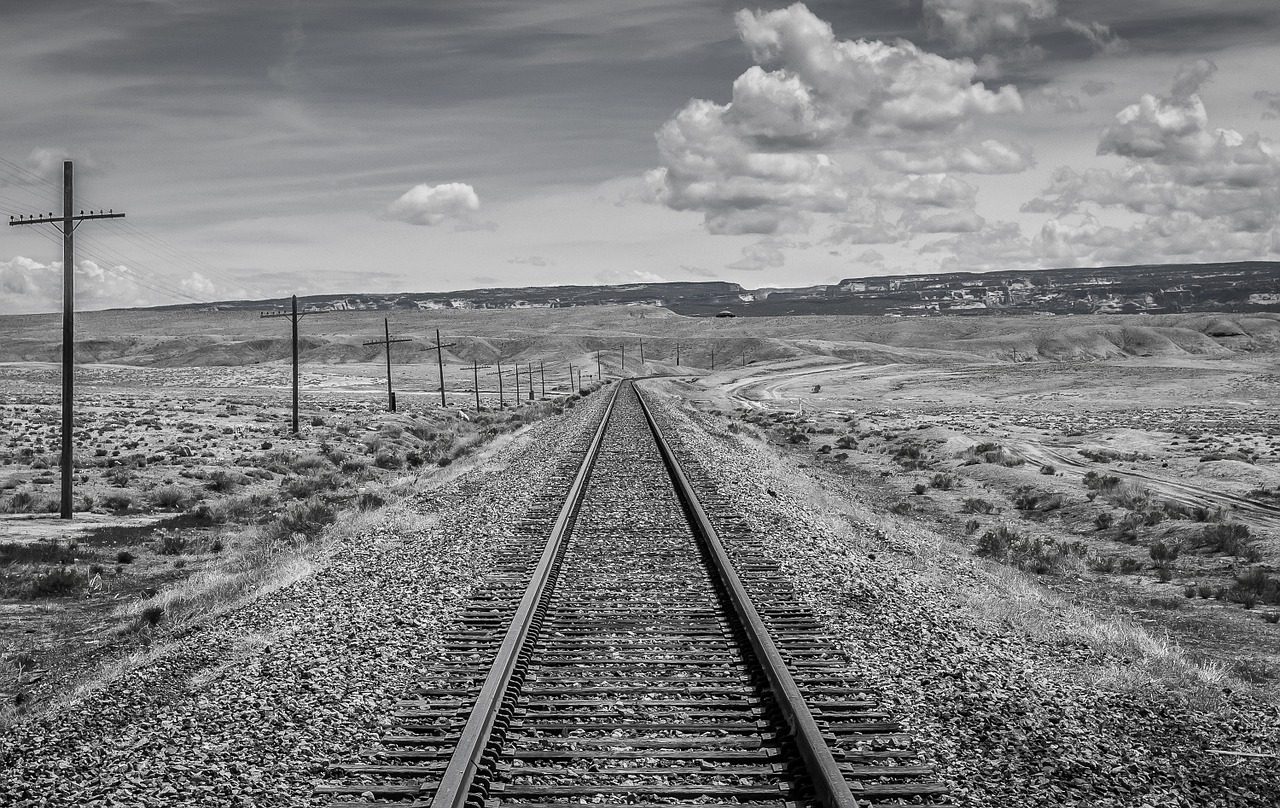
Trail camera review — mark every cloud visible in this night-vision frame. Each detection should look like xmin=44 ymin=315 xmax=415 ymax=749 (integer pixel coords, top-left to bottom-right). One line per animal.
xmin=1080 ymin=79 xmax=1113 ymax=97
xmin=471 ymin=275 xmax=499 ymax=284
xmin=594 ymin=268 xmax=666 ymax=284
xmin=25 ymin=147 xmax=105 ymax=181
xmin=854 ymin=249 xmax=885 ymax=264
xmin=0 ymin=256 xmax=217 ymax=314
xmin=1029 ymin=86 xmax=1083 ymax=114
xmin=727 ymin=240 xmax=787 ymax=271
xmin=923 ymin=0 xmax=1055 ymax=53
xmin=1062 ymin=18 xmax=1126 ymax=54
xmin=1024 ymin=60 xmax=1280 ymax=264
xmin=919 ymin=221 xmax=1036 ymax=270
xmin=382 ymin=182 xmax=480 ymax=226
xmin=875 ymin=139 xmax=1033 ymax=173
xmin=901 ymin=208 xmax=986 ymax=233
xmin=1254 ymin=90 xmax=1280 ymax=120
xmin=679 ymin=264 xmax=718 ymax=278
xmin=871 ymin=173 xmax=978 ymax=209
xmin=507 ymin=255 xmax=552 ymax=267
xmin=649 ymin=3 xmax=1023 ymax=236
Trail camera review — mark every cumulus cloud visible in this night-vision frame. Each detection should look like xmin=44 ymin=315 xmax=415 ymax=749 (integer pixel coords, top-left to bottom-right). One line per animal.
xmin=1081 ymin=79 xmax=1113 ymax=97
xmin=507 ymin=255 xmax=552 ymax=267
xmin=1029 ymin=86 xmax=1083 ymax=114
xmin=871 ymin=173 xmax=978 ymax=209
xmin=875 ymin=139 xmax=1033 ymax=174
xmin=383 ymin=182 xmax=480 ymax=226
xmin=1024 ymin=60 xmax=1280 ymax=264
xmin=1062 ymin=18 xmax=1126 ymax=54
xmin=1254 ymin=90 xmax=1280 ymax=120
xmin=901 ymin=208 xmax=986 ymax=233
xmin=24 ymin=147 xmax=105 ymax=181
xmin=920 ymin=221 xmax=1036 ymax=270
xmin=0 ymin=256 xmax=215 ymax=314
xmin=923 ymin=0 xmax=1055 ymax=53
xmin=727 ymin=240 xmax=788 ymax=271
xmin=649 ymin=3 xmax=1023 ymax=236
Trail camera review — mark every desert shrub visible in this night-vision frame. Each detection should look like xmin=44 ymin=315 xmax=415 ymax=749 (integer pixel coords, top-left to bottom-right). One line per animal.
xmin=1190 ymin=505 xmax=1218 ymax=523
xmin=1040 ymin=464 xmax=1056 ymax=475
xmin=1082 ymin=471 xmax=1121 ymax=492
xmin=339 ymin=457 xmax=370 ymax=475
xmin=961 ymin=497 xmax=996 ymax=515
xmin=309 ymin=416 xmax=325 ymax=427
xmin=436 ymin=456 xmax=453 ymax=468
xmin=282 ymin=472 xmax=340 ymax=500
xmin=102 ymin=493 xmax=134 ymax=513
xmin=357 ymin=491 xmax=386 ymax=511
xmin=211 ymin=492 xmax=274 ymax=524
xmin=1230 ymin=588 xmax=1259 ymax=609
xmin=28 ymin=567 xmax=81 ymax=597
xmin=148 ymin=484 xmax=190 ymax=510
xmin=1118 ymin=557 xmax=1143 ymax=574
xmin=974 ymin=526 xmax=1086 ymax=575
xmin=105 ymin=466 xmax=132 ymax=487
xmin=154 ymin=531 xmax=187 ymax=556
xmin=374 ymin=451 xmax=404 ymax=470
xmin=0 ymin=540 xmax=79 ymax=565
xmin=1090 ymin=555 xmax=1118 ymax=573
xmin=116 ymin=550 xmax=135 ymax=564
xmin=929 ymin=473 xmax=955 ymax=490
xmin=1142 ymin=509 xmax=1165 ymax=527
xmin=834 ymin=435 xmax=856 ymax=450
xmin=1162 ymin=501 xmax=1191 ymax=520
xmin=1149 ymin=541 xmax=1180 ymax=563
xmin=1264 ymin=612 xmax=1280 ymax=624
xmin=1197 ymin=584 xmax=1213 ymax=599
xmin=1155 ymin=566 xmax=1174 ymax=583
xmin=1103 ymin=482 xmax=1149 ymax=511
xmin=1234 ymin=569 xmax=1280 ymax=604
xmin=1184 ymin=585 xmax=1197 ymax=598
xmin=913 ymin=483 xmax=927 ymax=495
xmin=265 ymin=496 xmax=338 ymax=540
xmin=888 ymin=501 xmax=911 ymax=515
xmin=1094 ymin=512 xmax=1114 ymax=530
xmin=816 ymin=444 xmax=831 ymax=455
xmin=205 ymin=470 xmax=248 ymax=493
xmin=1197 ymin=523 xmax=1261 ymax=561
xmin=964 ymin=518 xmax=981 ymax=534
xmin=1013 ymin=489 xmax=1040 ymax=511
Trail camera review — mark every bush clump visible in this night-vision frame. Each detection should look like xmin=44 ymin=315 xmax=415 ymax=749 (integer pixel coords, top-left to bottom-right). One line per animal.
xmin=1196 ymin=522 xmax=1261 ymax=561
xmin=29 ymin=567 xmax=81 ymax=597
xmin=974 ymin=526 xmax=1088 ymax=575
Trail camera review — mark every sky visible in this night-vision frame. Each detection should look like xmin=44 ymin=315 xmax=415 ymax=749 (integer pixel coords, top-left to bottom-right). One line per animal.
xmin=2 ymin=0 xmax=1280 ymax=312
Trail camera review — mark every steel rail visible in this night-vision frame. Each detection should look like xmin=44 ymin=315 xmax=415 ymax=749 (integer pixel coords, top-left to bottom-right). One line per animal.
xmin=632 ymin=380 xmax=863 ymax=808
xmin=429 ymin=381 xmax=622 ymax=808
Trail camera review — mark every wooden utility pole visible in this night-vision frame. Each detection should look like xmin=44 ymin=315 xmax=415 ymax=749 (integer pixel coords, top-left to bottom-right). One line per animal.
xmin=261 ymin=295 xmax=327 ymax=435
xmin=567 ymin=363 xmax=573 ymax=394
xmin=363 ymin=318 xmax=411 ymax=411
xmin=639 ymin=338 xmax=644 ymax=365
xmin=539 ymin=361 xmax=545 ymax=398
xmin=423 ymin=329 xmax=456 ymax=407
xmin=675 ymin=342 xmax=690 ymax=366
xmin=473 ymin=360 xmax=480 ymax=410
xmin=513 ymin=359 xmax=521 ymax=403
xmin=596 ymin=350 xmax=602 ymax=379
xmin=620 ymin=344 xmax=625 ymax=376
xmin=9 ymin=160 xmax=125 ymax=519
xmin=497 ymin=359 xmax=505 ymax=407
xmin=710 ymin=345 xmax=717 ymax=370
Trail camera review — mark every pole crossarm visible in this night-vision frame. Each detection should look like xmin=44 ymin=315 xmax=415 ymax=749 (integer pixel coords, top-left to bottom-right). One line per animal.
xmin=9 ymin=211 xmax=125 ymax=230
xmin=363 ymin=337 xmax=413 ymax=347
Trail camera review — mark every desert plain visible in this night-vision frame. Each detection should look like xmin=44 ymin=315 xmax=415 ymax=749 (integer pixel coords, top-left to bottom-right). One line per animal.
xmin=0 ymin=304 xmax=1278 ymax=799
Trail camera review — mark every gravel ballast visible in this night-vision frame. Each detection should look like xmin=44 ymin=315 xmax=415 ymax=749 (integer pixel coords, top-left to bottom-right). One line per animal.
xmin=646 ymin=387 xmax=1280 ymax=808
xmin=0 ymin=392 xmax=610 ymax=807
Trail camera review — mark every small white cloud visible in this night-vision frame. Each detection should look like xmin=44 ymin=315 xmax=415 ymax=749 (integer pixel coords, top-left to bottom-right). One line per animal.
xmin=507 ymin=255 xmax=552 ymax=267
xmin=25 ymin=147 xmax=104 ymax=181
xmin=595 ymin=268 xmax=666 ymax=284
xmin=383 ymin=182 xmax=480 ymax=226
xmin=854 ymin=249 xmax=885 ymax=264
xmin=924 ymin=0 xmax=1056 ymax=53
xmin=727 ymin=240 xmax=787 ymax=271
xmin=876 ymin=139 xmax=1033 ymax=174
xmin=1062 ymin=18 xmax=1126 ymax=54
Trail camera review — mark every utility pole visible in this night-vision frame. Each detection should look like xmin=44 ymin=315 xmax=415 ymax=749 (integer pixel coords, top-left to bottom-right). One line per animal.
xmin=527 ymin=362 xmax=535 ymax=401
xmin=710 ymin=345 xmax=717 ymax=370
xmin=423 ymin=329 xmax=456 ymax=407
xmin=567 ymin=363 xmax=573 ymax=394
xmin=514 ymin=359 xmax=522 ymax=404
xmin=596 ymin=350 xmax=602 ymax=379
xmin=261 ymin=295 xmax=328 ymax=435
xmin=497 ymin=359 xmax=505 ymax=407
xmin=675 ymin=342 xmax=690 ymax=366
xmin=742 ymin=349 xmax=748 ymax=368
xmin=620 ymin=344 xmax=625 ymax=376
xmin=539 ymin=361 xmax=545 ymax=399
xmin=639 ymin=338 xmax=644 ymax=366
xmin=9 ymin=160 xmax=124 ymax=520
xmin=363 ymin=318 xmax=411 ymax=412
xmin=473 ymin=360 xmax=480 ymax=410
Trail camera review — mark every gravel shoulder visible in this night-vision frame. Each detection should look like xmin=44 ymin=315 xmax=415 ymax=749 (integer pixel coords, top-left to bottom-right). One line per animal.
xmin=644 ymin=381 xmax=1280 ymax=808
xmin=0 ymin=392 xmax=610 ymax=807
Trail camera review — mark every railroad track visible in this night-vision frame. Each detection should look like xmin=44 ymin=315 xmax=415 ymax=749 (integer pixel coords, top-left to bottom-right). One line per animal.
xmin=318 ymin=381 xmax=951 ymax=808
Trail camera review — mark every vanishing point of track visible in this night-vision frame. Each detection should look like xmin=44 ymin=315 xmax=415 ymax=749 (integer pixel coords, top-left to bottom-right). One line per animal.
xmin=318 ymin=381 xmax=951 ymax=808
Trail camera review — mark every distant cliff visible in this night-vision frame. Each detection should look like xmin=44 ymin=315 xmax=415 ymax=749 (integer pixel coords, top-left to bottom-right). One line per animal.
xmin=187 ymin=262 xmax=1278 ymax=317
